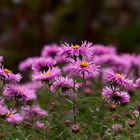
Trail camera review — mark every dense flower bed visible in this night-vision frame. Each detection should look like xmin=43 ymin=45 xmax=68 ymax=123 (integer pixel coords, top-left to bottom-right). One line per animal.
xmin=0 ymin=42 xmax=140 ymax=139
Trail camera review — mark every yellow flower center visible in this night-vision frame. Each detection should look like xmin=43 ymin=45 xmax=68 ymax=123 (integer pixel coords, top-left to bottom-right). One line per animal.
xmin=6 ymin=113 xmax=13 ymax=118
xmin=115 ymin=73 xmax=124 ymax=80
xmin=43 ymin=71 xmax=52 ymax=77
xmin=71 ymin=45 xmax=80 ymax=49
xmin=3 ymin=68 xmax=12 ymax=73
xmin=80 ymin=61 xmax=89 ymax=68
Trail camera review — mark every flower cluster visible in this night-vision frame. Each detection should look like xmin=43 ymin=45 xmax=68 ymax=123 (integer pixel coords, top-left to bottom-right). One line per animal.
xmin=1 ymin=42 xmax=140 ymax=138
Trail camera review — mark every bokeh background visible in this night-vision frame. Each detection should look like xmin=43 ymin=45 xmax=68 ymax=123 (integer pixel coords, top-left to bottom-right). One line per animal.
xmin=1 ymin=0 xmax=140 ymax=70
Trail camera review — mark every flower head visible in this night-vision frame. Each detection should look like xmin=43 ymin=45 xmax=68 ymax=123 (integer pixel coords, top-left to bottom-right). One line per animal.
xmin=50 ymin=76 xmax=79 ymax=94
xmin=0 ymin=68 xmax=21 ymax=83
xmin=60 ymin=41 xmax=94 ymax=60
xmin=102 ymin=86 xmax=130 ymax=104
xmin=41 ymin=44 xmax=60 ymax=58
xmin=32 ymin=67 xmax=61 ymax=82
xmin=103 ymin=69 xmax=133 ymax=88
xmin=63 ymin=59 xmax=100 ymax=79
xmin=18 ymin=57 xmax=39 ymax=71
xmin=32 ymin=57 xmax=56 ymax=73
xmin=134 ymin=78 xmax=140 ymax=89
xmin=6 ymin=110 xmax=23 ymax=124
xmin=3 ymin=84 xmax=36 ymax=101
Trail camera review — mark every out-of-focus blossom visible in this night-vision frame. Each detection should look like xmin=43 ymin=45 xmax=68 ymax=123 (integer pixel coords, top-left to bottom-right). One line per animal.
xmin=3 ymin=84 xmax=36 ymax=101
xmin=19 ymin=57 xmax=39 ymax=71
xmin=32 ymin=67 xmax=61 ymax=82
xmin=103 ymin=69 xmax=133 ymax=88
xmin=32 ymin=57 xmax=56 ymax=73
xmin=50 ymin=76 xmax=79 ymax=94
xmin=6 ymin=110 xmax=23 ymax=124
xmin=102 ymin=86 xmax=130 ymax=104
xmin=0 ymin=68 xmax=21 ymax=83
xmin=92 ymin=44 xmax=116 ymax=55
xmin=41 ymin=44 xmax=60 ymax=58
xmin=134 ymin=78 xmax=140 ymax=89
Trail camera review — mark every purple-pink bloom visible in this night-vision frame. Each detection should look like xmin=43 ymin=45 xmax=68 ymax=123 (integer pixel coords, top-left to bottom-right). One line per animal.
xmin=0 ymin=68 xmax=21 ymax=83
xmin=0 ymin=104 xmax=8 ymax=116
xmin=32 ymin=105 xmax=48 ymax=117
xmin=63 ymin=59 xmax=100 ymax=79
xmin=102 ymin=86 xmax=130 ymax=104
xmin=92 ymin=44 xmax=116 ymax=55
xmin=60 ymin=41 xmax=94 ymax=60
xmin=41 ymin=44 xmax=60 ymax=58
xmin=3 ymin=84 xmax=37 ymax=101
xmin=18 ymin=57 xmax=39 ymax=71
xmin=134 ymin=78 xmax=140 ymax=89
xmin=6 ymin=110 xmax=23 ymax=124
xmin=21 ymin=105 xmax=48 ymax=120
xmin=32 ymin=67 xmax=61 ymax=82
xmin=36 ymin=121 xmax=45 ymax=130
xmin=32 ymin=57 xmax=56 ymax=73
xmin=50 ymin=76 xmax=79 ymax=94
xmin=103 ymin=69 xmax=133 ymax=88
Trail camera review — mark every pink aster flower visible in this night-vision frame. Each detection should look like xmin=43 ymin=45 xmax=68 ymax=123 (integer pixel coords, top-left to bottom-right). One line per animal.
xmin=60 ymin=41 xmax=94 ymax=60
xmin=41 ymin=44 xmax=60 ymax=58
xmin=21 ymin=105 xmax=48 ymax=120
xmin=50 ymin=76 xmax=79 ymax=94
xmin=0 ymin=68 xmax=21 ymax=83
xmin=92 ymin=44 xmax=116 ymax=55
xmin=0 ymin=104 xmax=8 ymax=116
xmin=32 ymin=67 xmax=61 ymax=82
xmin=36 ymin=121 xmax=45 ymax=130
xmin=21 ymin=81 xmax=42 ymax=91
xmin=63 ymin=59 xmax=100 ymax=79
xmin=3 ymin=84 xmax=36 ymax=101
xmin=6 ymin=110 xmax=23 ymax=124
xmin=103 ymin=69 xmax=133 ymax=88
xmin=31 ymin=105 xmax=48 ymax=117
xmin=18 ymin=57 xmax=39 ymax=71
xmin=32 ymin=57 xmax=56 ymax=73
xmin=102 ymin=86 xmax=130 ymax=104
xmin=134 ymin=78 xmax=140 ymax=89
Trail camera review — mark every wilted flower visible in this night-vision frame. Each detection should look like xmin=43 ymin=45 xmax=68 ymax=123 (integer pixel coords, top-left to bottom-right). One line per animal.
xmin=112 ymin=124 xmax=122 ymax=134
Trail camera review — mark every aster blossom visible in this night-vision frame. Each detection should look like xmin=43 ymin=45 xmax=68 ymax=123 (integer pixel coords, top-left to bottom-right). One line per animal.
xmin=32 ymin=57 xmax=56 ymax=73
xmin=32 ymin=67 xmax=61 ymax=82
xmin=103 ymin=69 xmax=133 ymax=88
xmin=18 ymin=57 xmax=39 ymax=71
xmin=0 ymin=68 xmax=21 ymax=83
xmin=3 ymin=84 xmax=36 ymax=101
xmin=6 ymin=110 xmax=23 ymax=124
xmin=50 ymin=76 xmax=79 ymax=94
xmin=60 ymin=41 xmax=94 ymax=60
xmin=63 ymin=59 xmax=100 ymax=79
xmin=102 ymin=86 xmax=130 ymax=104
xmin=41 ymin=44 xmax=60 ymax=58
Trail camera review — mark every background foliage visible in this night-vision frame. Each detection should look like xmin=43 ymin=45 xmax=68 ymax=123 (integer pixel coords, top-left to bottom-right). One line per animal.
xmin=1 ymin=0 xmax=140 ymax=68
